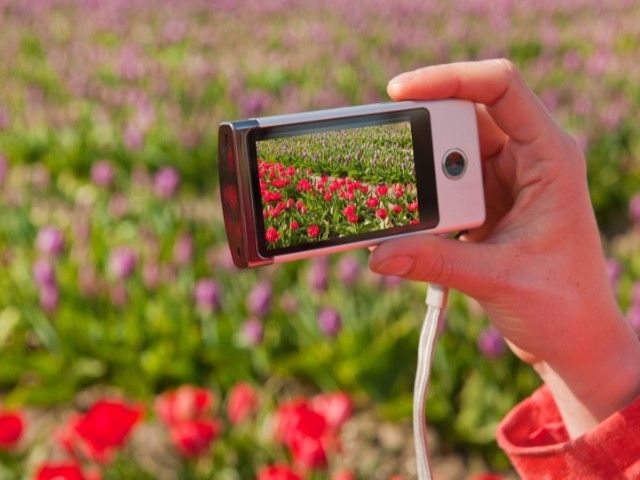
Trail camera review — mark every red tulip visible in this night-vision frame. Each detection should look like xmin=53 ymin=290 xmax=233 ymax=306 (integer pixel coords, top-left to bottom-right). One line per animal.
xmin=169 ymin=418 xmax=221 ymax=457
xmin=290 ymin=434 xmax=327 ymax=469
xmin=266 ymin=227 xmax=280 ymax=243
xmin=333 ymin=470 xmax=357 ymax=480
xmin=366 ymin=197 xmax=379 ymax=208
xmin=408 ymin=200 xmax=418 ymax=212
xmin=290 ymin=220 xmax=299 ymax=231
xmin=257 ymin=465 xmax=302 ymax=480
xmin=346 ymin=213 xmax=358 ymax=223
xmin=227 ymin=383 xmax=259 ymax=424
xmin=0 ymin=410 xmax=24 ymax=449
xmin=392 ymin=204 xmax=403 ymax=214
xmin=376 ymin=184 xmax=388 ymax=196
xmin=275 ymin=400 xmax=326 ymax=446
xmin=155 ymin=385 xmax=215 ymax=426
xmin=307 ymin=225 xmax=320 ymax=238
xmin=74 ymin=399 xmax=143 ymax=463
xmin=311 ymin=392 xmax=352 ymax=432
xmin=342 ymin=204 xmax=356 ymax=217
xmin=35 ymin=462 xmax=88 ymax=480
xmin=376 ymin=208 xmax=387 ymax=219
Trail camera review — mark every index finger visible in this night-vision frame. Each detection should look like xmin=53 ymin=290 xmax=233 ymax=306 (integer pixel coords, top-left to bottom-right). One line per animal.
xmin=387 ymin=59 xmax=554 ymax=145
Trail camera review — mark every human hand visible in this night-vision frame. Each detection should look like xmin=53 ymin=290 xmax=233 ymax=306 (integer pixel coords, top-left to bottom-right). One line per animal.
xmin=369 ymin=59 xmax=640 ymax=437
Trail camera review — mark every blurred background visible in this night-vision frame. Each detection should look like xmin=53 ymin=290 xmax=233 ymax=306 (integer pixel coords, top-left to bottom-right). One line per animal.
xmin=1 ymin=1 xmax=639 ymax=479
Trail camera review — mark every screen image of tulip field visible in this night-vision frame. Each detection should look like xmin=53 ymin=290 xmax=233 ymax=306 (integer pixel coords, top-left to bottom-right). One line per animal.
xmin=257 ymin=122 xmax=420 ymax=248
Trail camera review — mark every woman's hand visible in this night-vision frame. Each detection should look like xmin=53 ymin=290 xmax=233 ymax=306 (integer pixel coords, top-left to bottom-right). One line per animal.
xmin=369 ymin=59 xmax=640 ymax=437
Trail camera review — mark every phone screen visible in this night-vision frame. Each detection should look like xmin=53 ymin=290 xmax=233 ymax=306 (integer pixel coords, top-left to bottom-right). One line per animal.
xmin=248 ymin=109 xmax=438 ymax=256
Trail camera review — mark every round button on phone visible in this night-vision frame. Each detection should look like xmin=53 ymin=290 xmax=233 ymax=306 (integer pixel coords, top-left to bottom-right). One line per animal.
xmin=442 ymin=149 xmax=467 ymax=179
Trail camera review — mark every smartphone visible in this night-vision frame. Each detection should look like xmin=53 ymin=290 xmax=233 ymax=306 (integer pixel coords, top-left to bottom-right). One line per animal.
xmin=219 ymin=100 xmax=484 ymax=268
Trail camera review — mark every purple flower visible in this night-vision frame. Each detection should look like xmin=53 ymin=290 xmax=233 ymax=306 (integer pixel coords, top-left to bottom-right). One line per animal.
xmin=124 ymin=124 xmax=143 ymax=150
xmin=0 ymin=154 xmax=8 ymax=184
xmin=308 ymin=257 xmax=329 ymax=292
xmin=337 ymin=255 xmax=360 ymax=286
xmin=109 ymin=193 xmax=129 ymax=219
xmin=382 ymin=275 xmax=403 ymax=289
xmin=627 ymin=306 xmax=640 ymax=333
xmin=629 ymin=194 xmax=640 ymax=225
xmin=172 ymin=233 xmax=194 ymax=266
xmin=605 ymin=258 xmax=622 ymax=290
xmin=247 ymin=281 xmax=272 ymax=317
xmin=242 ymin=318 xmax=264 ymax=346
xmin=36 ymin=226 xmax=65 ymax=257
xmin=194 ymin=279 xmax=221 ymax=312
xmin=632 ymin=281 xmax=640 ymax=306
xmin=78 ymin=266 xmax=99 ymax=297
xmin=318 ymin=307 xmax=342 ymax=338
xmin=477 ymin=327 xmax=506 ymax=359
xmin=143 ymin=261 xmax=161 ymax=289
xmin=91 ymin=160 xmax=115 ymax=187
xmin=108 ymin=247 xmax=137 ymax=279
xmin=240 ymin=91 xmax=271 ymax=117
xmin=154 ymin=167 xmax=180 ymax=199
xmin=0 ymin=108 xmax=9 ymax=130
xmin=32 ymin=258 xmax=56 ymax=287
xmin=110 ymin=283 xmax=128 ymax=308
xmin=280 ymin=293 xmax=298 ymax=314
xmin=39 ymin=284 xmax=59 ymax=313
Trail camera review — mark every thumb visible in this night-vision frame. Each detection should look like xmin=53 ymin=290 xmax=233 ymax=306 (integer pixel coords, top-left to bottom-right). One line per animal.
xmin=368 ymin=234 xmax=506 ymax=298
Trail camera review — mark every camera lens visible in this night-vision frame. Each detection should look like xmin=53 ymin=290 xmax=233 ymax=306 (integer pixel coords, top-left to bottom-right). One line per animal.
xmin=442 ymin=149 xmax=467 ymax=179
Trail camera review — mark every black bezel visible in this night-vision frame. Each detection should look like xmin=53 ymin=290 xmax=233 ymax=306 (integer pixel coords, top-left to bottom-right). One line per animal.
xmin=247 ymin=108 xmax=439 ymax=257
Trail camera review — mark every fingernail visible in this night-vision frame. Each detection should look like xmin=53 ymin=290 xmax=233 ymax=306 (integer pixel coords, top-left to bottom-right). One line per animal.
xmin=388 ymin=71 xmax=415 ymax=85
xmin=372 ymin=256 xmax=414 ymax=275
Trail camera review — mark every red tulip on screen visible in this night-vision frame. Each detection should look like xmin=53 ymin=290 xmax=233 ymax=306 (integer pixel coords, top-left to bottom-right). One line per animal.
xmin=0 ymin=410 xmax=24 ymax=449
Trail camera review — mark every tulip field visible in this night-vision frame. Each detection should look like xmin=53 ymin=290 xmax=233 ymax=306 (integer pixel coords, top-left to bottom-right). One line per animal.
xmin=1 ymin=1 xmax=640 ymax=479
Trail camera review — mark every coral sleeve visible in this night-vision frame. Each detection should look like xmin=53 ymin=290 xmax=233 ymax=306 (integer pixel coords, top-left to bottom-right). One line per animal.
xmin=496 ymin=386 xmax=640 ymax=479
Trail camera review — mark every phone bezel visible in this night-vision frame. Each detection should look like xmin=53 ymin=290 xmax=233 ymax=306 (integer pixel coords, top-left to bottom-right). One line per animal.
xmin=247 ymin=108 xmax=439 ymax=257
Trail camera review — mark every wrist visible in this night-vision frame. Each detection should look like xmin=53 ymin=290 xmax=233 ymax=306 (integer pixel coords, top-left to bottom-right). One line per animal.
xmin=535 ymin=312 xmax=640 ymax=438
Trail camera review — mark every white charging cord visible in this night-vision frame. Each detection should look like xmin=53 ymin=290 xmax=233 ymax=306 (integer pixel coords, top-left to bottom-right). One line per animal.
xmin=414 ymin=283 xmax=449 ymax=480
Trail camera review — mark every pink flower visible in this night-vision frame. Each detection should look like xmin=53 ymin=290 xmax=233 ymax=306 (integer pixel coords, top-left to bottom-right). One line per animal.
xmin=392 ymin=204 xmax=403 ymax=214
xmin=408 ymin=200 xmax=418 ymax=212
xmin=153 ymin=167 xmax=180 ymax=199
xmin=266 ymin=227 xmax=280 ymax=243
xmin=290 ymin=220 xmax=299 ymax=231
xmin=376 ymin=208 xmax=387 ymax=219
xmin=366 ymin=197 xmax=379 ymax=208
xmin=307 ymin=225 xmax=320 ymax=238
xmin=108 ymin=247 xmax=137 ymax=279
xmin=90 ymin=160 xmax=115 ymax=187
xmin=376 ymin=184 xmax=388 ymax=196
xmin=227 ymin=383 xmax=259 ymax=424
xmin=194 ymin=279 xmax=221 ymax=312
xmin=36 ymin=226 xmax=65 ymax=257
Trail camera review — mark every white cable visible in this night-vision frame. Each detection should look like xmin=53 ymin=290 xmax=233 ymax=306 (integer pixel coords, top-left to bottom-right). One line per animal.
xmin=414 ymin=283 xmax=448 ymax=480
